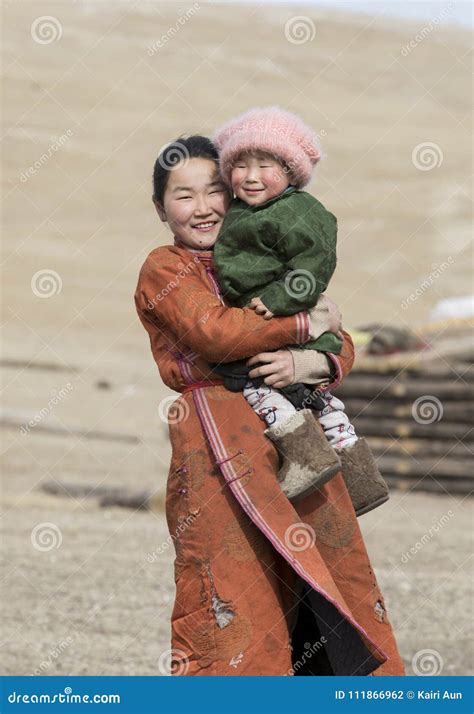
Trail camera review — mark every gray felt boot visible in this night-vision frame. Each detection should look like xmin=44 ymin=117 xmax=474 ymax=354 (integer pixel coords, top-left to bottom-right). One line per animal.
xmin=265 ymin=409 xmax=341 ymax=502
xmin=339 ymin=437 xmax=390 ymax=516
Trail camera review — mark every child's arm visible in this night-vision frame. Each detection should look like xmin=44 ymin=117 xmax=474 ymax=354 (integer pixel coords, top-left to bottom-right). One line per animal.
xmin=287 ymin=348 xmax=332 ymax=386
xmin=290 ymin=328 xmax=355 ymax=390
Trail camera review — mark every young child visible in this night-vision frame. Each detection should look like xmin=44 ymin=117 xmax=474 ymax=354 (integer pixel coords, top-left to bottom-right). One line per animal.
xmin=211 ymin=106 xmax=389 ymax=513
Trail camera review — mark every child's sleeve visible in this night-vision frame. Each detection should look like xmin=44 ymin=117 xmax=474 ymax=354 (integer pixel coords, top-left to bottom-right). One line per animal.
xmin=289 ymin=328 xmax=355 ymax=389
xmin=258 ymin=198 xmax=337 ymax=316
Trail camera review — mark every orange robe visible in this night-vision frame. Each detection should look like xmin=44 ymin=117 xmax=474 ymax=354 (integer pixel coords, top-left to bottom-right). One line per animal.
xmin=134 ymin=244 xmax=406 ymax=676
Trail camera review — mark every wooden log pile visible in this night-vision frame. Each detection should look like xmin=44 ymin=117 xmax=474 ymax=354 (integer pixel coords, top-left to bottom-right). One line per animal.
xmin=337 ymin=319 xmax=473 ymax=496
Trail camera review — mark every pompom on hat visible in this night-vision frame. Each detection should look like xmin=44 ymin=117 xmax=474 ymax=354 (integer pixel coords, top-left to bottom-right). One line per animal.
xmin=213 ymin=106 xmax=322 ymax=190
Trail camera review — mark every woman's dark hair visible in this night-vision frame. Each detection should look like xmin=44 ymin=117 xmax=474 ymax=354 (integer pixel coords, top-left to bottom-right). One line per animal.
xmin=152 ymin=135 xmax=219 ymax=204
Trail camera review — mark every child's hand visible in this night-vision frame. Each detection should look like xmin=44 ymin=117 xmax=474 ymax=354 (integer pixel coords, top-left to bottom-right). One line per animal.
xmin=248 ymin=296 xmax=274 ymax=320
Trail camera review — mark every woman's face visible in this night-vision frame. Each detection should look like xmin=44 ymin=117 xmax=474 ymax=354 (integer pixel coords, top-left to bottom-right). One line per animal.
xmin=155 ymin=158 xmax=231 ymax=250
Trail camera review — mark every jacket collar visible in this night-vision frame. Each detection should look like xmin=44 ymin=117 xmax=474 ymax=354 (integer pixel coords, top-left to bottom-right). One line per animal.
xmin=173 ymin=237 xmax=214 ymax=267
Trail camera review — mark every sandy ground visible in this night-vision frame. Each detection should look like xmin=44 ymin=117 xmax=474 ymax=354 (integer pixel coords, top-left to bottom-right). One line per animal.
xmin=1 ymin=428 xmax=472 ymax=676
xmin=1 ymin=1 xmax=472 ymax=676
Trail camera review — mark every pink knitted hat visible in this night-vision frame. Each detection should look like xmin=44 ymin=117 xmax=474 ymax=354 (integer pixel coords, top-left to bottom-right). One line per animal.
xmin=212 ymin=106 xmax=322 ymax=190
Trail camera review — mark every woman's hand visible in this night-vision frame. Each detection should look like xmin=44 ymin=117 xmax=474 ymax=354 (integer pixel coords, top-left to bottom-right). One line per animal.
xmin=246 ymin=349 xmax=294 ymax=388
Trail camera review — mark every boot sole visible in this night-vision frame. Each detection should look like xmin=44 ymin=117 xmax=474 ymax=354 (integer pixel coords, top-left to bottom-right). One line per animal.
xmin=356 ymin=493 xmax=390 ymax=517
xmin=287 ymin=463 xmax=341 ymax=503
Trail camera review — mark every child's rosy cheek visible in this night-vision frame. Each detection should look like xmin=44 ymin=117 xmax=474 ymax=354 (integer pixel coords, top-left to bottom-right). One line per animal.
xmin=267 ymin=171 xmax=281 ymax=186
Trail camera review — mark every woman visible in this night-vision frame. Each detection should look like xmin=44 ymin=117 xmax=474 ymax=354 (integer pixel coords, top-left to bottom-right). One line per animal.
xmin=134 ymin=135 xmax=406 ymax=676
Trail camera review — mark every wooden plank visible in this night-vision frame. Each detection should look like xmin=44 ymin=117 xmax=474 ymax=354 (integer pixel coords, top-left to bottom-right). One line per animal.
xmin=343 ymin=399 xmax=473 ymax=423
xmin=350 ymin=417 xmax=472 ymax=441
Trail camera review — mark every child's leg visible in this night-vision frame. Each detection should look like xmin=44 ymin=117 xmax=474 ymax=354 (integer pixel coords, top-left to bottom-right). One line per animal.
xmin=317 ymin=391 xmax=389 ymax=516
xmin=317 ymin=391 xmax=358 ymax=450
xmin=243 ymin=380 xmax=296 ymax=428
xmin=242 ymin=380 xmax=340 ymax=501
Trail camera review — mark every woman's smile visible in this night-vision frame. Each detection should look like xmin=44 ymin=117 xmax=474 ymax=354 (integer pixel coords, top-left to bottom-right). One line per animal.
xmin=192 ymin=220 xmax=219 ymax=232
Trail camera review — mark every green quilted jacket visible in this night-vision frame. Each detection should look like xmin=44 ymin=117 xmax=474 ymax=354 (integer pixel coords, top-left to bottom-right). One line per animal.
xmin=214 ymin=186 xmax=342 ymax=354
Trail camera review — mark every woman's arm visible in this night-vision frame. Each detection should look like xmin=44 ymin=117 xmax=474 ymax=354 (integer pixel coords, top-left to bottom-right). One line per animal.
xmin=247 ymin=328 xmax=355 ymax=390
xmin=134 ymin=247 xmax=310 ymax=363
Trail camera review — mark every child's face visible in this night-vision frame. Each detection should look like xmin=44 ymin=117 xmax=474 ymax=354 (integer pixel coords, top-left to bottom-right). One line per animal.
xmin=155 ymin=158 xmax=230 ymax=250
xmin=231 ymin=152 xmax=291 ymax=206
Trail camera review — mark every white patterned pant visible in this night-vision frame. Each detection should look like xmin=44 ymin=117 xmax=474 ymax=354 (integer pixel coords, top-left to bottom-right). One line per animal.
xmin=243 ymin=381 xmax=358 ymax=450
xmin=317 ymin=390 xmax=358 ymax=450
